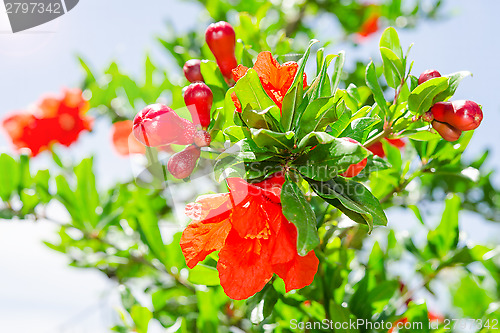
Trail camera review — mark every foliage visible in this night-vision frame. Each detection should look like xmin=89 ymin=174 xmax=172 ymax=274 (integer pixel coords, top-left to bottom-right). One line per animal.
xmin=1 ymin=0 xmax=500 ymax=332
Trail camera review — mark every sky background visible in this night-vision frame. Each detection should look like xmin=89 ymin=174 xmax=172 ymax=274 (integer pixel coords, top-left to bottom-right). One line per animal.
xmin=0 ymin=0 xmax=499 ymax=332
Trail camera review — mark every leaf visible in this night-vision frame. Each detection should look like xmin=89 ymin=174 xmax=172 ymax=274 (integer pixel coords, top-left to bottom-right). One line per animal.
xmin=0 ymin=154 xmax=19 ymax=201
xmin=281 ymin=176 xmax=319 ymax=255
xmin=379 ymin=27 xmax=403 ymax=59
xmin=241 ymin=105 xmax=281 ymax=131
xmin=250 ymin=128 xmax=295 ymax=150
xmin=310 ymin=53 xmax=337 ymax=100
xmin=234 ymin=69 xmax=275 ymax=111
xmin=297 ymin=96 xmax=337 ymax=137
xmin=433 ymin=71 xmax=472 ymax=102
xmin=296 ymin=132 xmax=337 ymax=151
xmin=427 ymin=194 xmax=460 ymax=258
xmin=281 ymin=39 xmax=318 ymax=131
xmin=293 ymin=138 xmax=369 ymax=181
xmin=407 ymin=77 xmax=448 ymax=115
xmin=380 ymin=46 xmax=404 ymax=88
xmin=331 ymin=51 xmax=345 ymax=94
xmin=307 ymin=177 xmax=387 ymax=232
xmin=188 ymin=264 xmax=220 ymax=286
xmin=340 ymin=117 xmax=381 ymax=144
xmin=328 ymin=102 xmax=352 ymax=137
xmin=130 ymin=305 xmax=153 ymax=333
xmin=365 ymin=62 xmax=388 ymax=114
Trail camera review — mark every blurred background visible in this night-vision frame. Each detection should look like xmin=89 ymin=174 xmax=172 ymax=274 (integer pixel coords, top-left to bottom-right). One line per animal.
xmin=0 ymin=1 xmax=499 ymax=332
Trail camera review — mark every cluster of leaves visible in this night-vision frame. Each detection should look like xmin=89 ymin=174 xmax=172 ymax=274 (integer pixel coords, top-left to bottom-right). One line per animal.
xmin=2 ymin=0 xmax=500 ymax=332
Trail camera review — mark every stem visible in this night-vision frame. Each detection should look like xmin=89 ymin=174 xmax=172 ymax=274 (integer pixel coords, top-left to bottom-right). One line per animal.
xmin=364 ymin=127 xmax=392 ymax=147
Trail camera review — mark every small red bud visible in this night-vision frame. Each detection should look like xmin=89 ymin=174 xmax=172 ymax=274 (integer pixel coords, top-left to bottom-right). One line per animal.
xmin=133 ymin=104 xmax=195 ymax=147
xmin=422 ymin=111 xmax=434 ymax=122
xmin=205 ymin=21 xmax=238 ymax=80
xmin=167 ymin=145 xmax=201 ymax=179
xmin=183 ymin=59 xmax=204 ymax=83
xmin=418 ymin=69 xmax=441 ymax=85
xmin=184 ymin=82 xmax=213 ymax=128
xmin=193 ymin=130 xmax=211 ymax=148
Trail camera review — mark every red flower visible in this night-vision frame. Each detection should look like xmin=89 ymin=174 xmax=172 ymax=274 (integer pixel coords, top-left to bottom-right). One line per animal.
xmin=111 ymin=120 xmax=146 ymax=156
xmin=180 ymin=173 xmax=319 ymax=300
xmin=2 ymin=89 xmax=92 ymax=156
xmin=231 ymin=51 xmax=307 ymax=112
xmin=357 ymin=12 xmax=380 ymax=38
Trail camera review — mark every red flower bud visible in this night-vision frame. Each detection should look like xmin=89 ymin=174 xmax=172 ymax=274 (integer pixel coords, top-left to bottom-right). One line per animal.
xmin=418 ymin=69 xmax=441 ymax=85
xmin=450 ymin=100 xmax=483 ymax=131
xmin=339 ymin=138 xmax=367 ymax=177
xmin=167 ymin=145 xmax=201 ymax=179
xmin=430 ymin=101 xmax=483 ymax=131
xmin=205 ymin=21 xmax=238 ymax=80
xmin=133 ymin=104 xmax=195 ymax=147
xmin=193 ymin=130 xmax=212 ymax=148
xmin=184 ymin=82 xmax=213 ymax=128
xmin=432 ymin=120 xmax=462 ymax=141
xmin=422 ymin=111 xmax=434 ymax=122
xmin=183 ymin=59 xmax=204 ymax=83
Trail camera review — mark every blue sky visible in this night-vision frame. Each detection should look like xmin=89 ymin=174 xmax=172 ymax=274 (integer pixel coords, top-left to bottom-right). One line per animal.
xmin=0 ymin=0 xmax=499 ymax=332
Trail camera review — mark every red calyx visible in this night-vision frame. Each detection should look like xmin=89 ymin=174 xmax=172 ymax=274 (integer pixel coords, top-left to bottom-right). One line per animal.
xmin=133 ymin=104 xmax=196 ymax=147
xmin=205 ymin=21 xmax=238 ymax=80
xmin=193 ymin=130 xmax=212 ymax=148
xmin=184 ymin=82 xmax=213 ymax=128
xmin=432 ymin=120 xmax=462 ymax=142
xmin=430 ymin=100 xmax=483 ymax=131
xmin=167 ymin=145 xmax=201 ymax=179
xmin=183 ymin=59 xmax=204 ymax=83
xmin=418 ymin=69 xmax=441 ymax=85
xmin=339 ymin=137 xmax=368 ymax=177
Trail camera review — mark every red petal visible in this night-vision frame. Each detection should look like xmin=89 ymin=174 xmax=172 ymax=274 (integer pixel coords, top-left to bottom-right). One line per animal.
xmin=232 ymin=65 xmax=249 ymax=82
xmin=227 ymin=178 xmax=272 ymax=239
xmin=218 ymin=230 xmax=273 ymax=300
xmin=230 ymin=92 xmax=242 ymax=113
xmin=273 ymin=249 xmax=319 ymax=292
xmin=254 ymin=172 xmax=285 ymax=203
xmin=269 ymin=215 xmax=296 ymax=265
xmin=180 ymin=216 xmax=231 ymax=269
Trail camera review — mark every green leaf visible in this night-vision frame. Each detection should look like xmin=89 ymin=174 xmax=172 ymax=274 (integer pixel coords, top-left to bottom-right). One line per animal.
xmin=310 ymin=53 xmax=337 ymax=100
xmin=340 ymin=117 xmax=381 ymax=144
xmin=241 ymin=105 xmax=281 ymax=131
xmin=0 ymin=154 xmax=19 ymax=201
xmin=296 ymin=132 xmax=337 ymax=151
xmin=380 ymin=46 xmax=404 ymax=88
xmin=365 ymin=62 xmax=388 ymax=114
xmin=281 ymin=175 xmax=319 ymax=255
xmin=281 ymin=39 xmax=318 ymax=131
xmin=250 ymin=128 xmax=295 ymax=150
xmin=134 ymin=190 xmax=168 ymax=264
xmin=234 ymin=68 xmax=275 ymax=111
xmin=188 ymin=264 xmax=220 ymax=286
xmin=328 ymin=102 xmax=352 ymax=137
xmin=427 ymin=194 xmax=460 ymax=258
xmin=297 ymin=96 xmax=337 ymax=137
xmin=407 ymin=77 xmax=448 ymax=115
xmin=130 ymin=305 xmax=153 ymax=333
xmin=379 ymin=27 xmax=403 ymax=59
xmin=433 ymin=71 xmax=472 ymax=102
xmin=293 ymin=138 xmax=369 ymax=180
xmin=307 ymin=177 xmax=387 ymax=232
xmin=331 ymin=51 xmax=345 ymax=94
